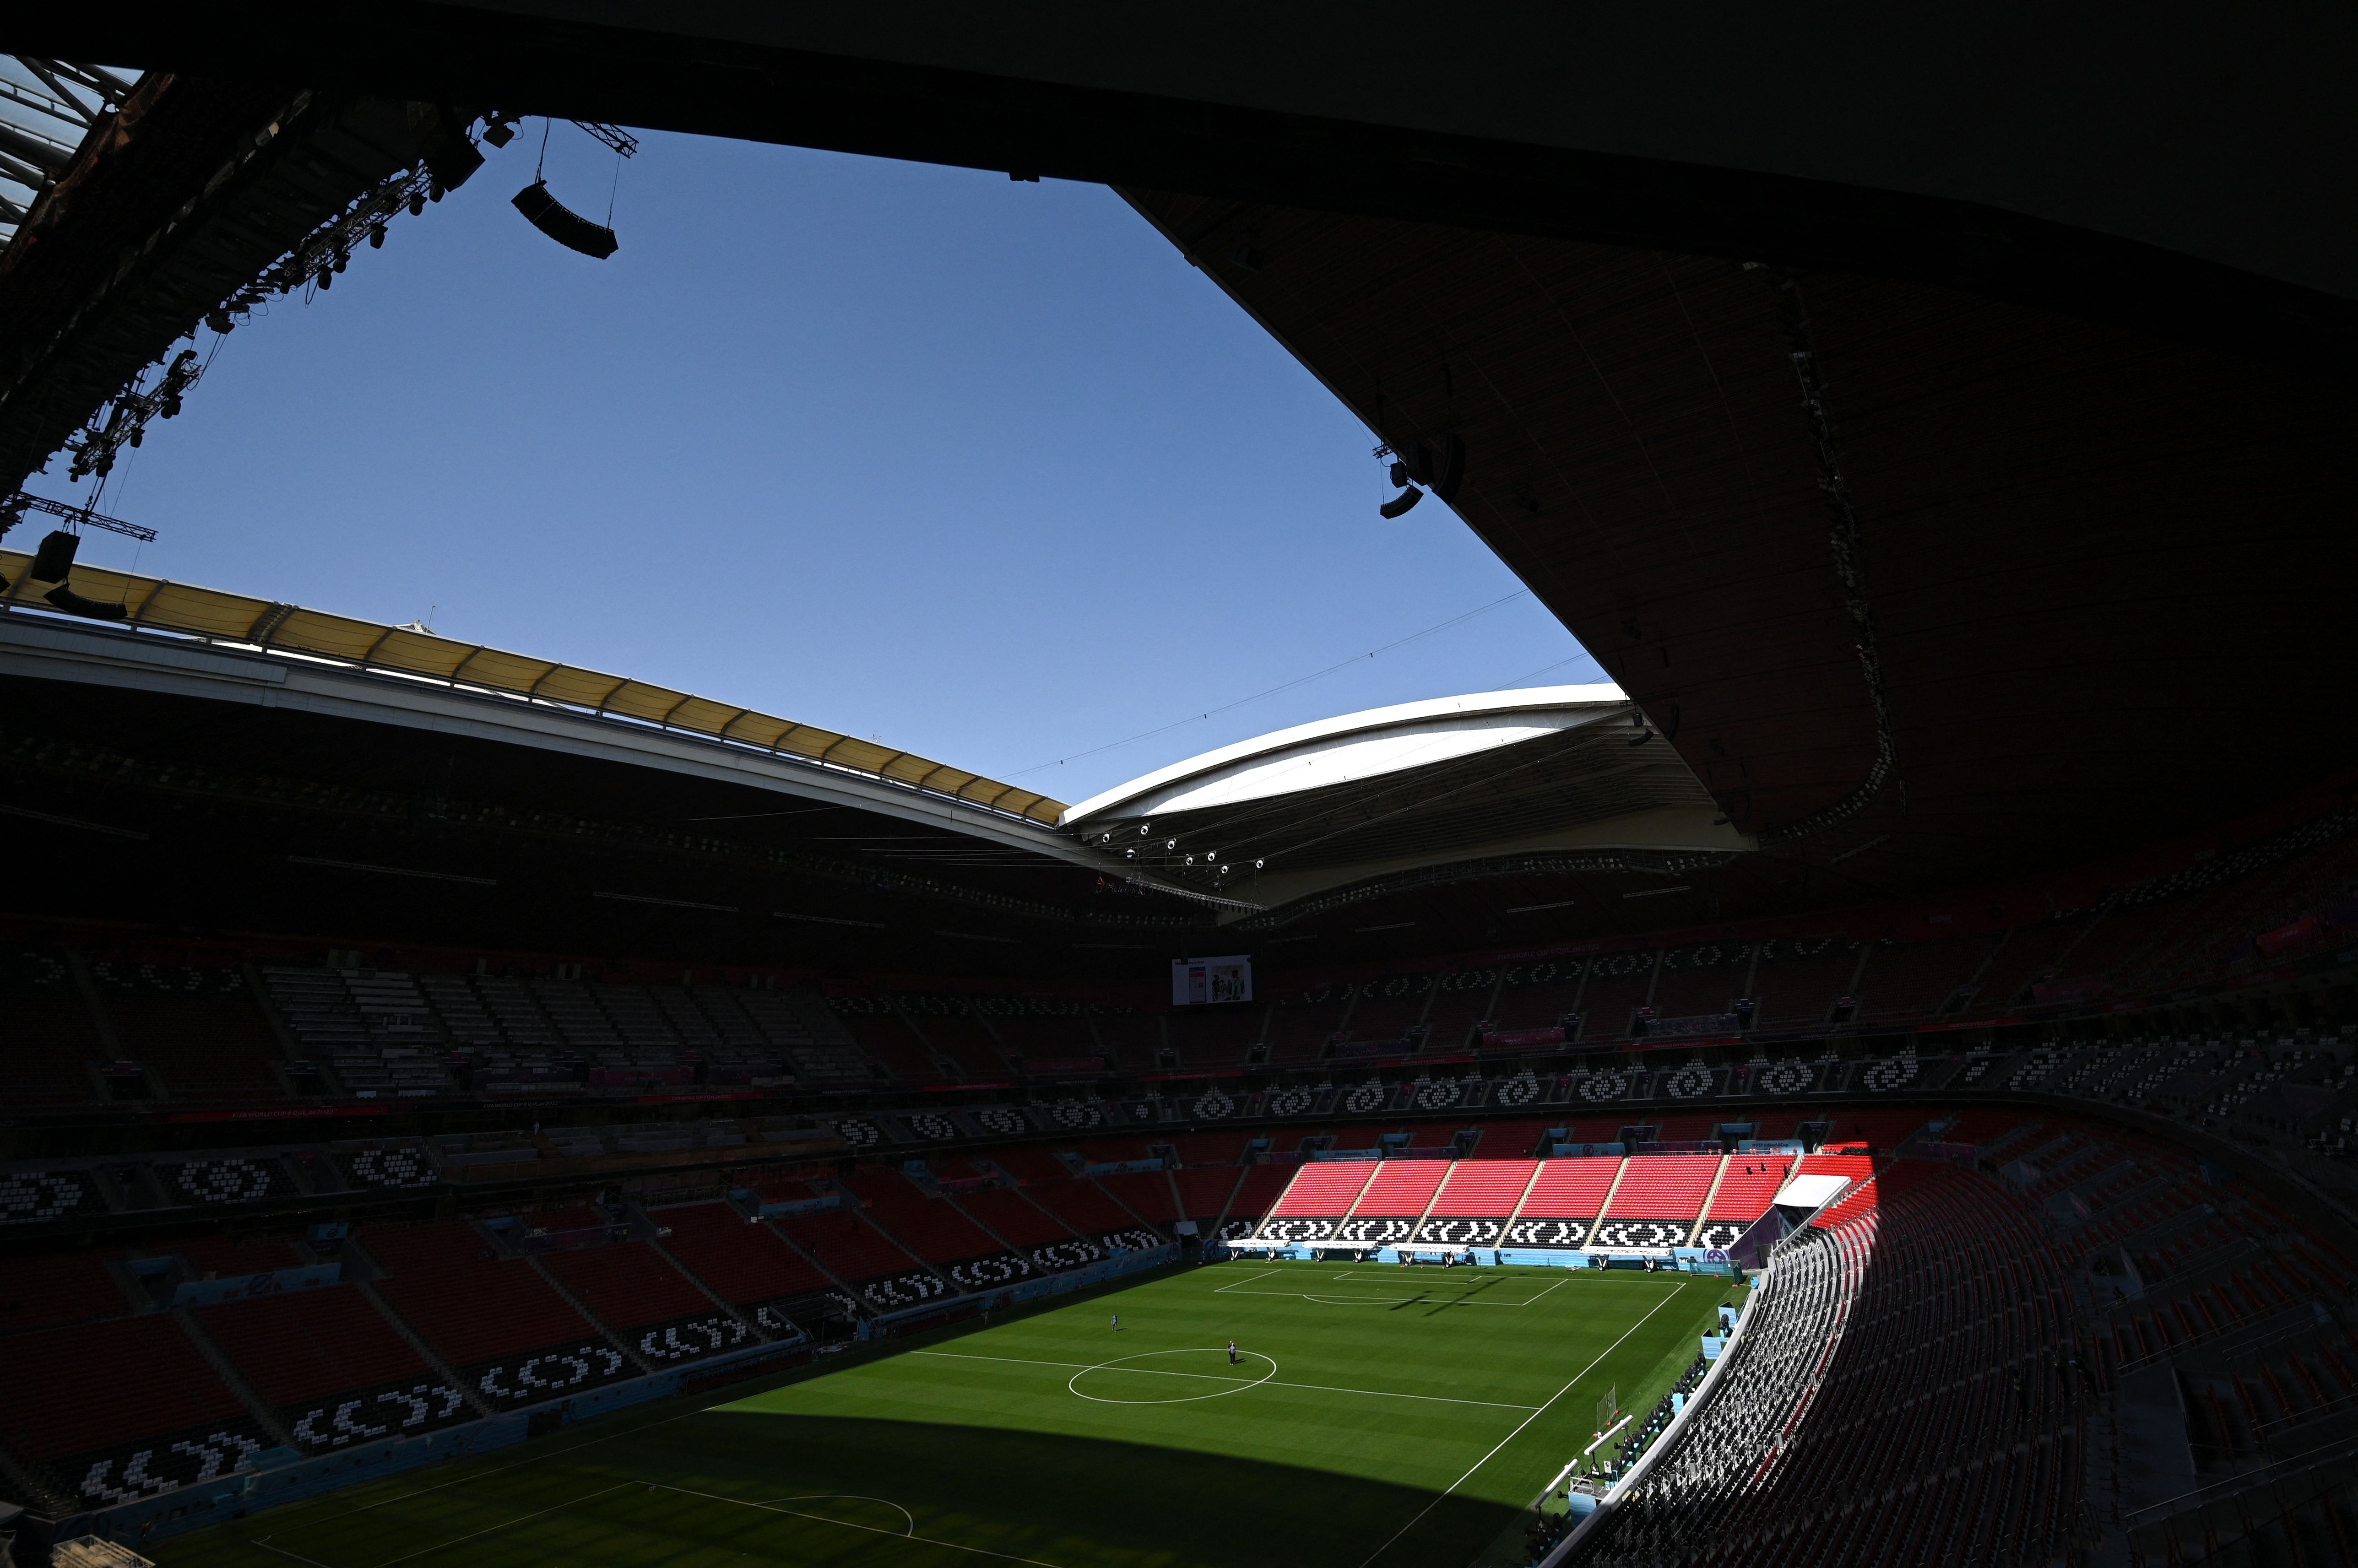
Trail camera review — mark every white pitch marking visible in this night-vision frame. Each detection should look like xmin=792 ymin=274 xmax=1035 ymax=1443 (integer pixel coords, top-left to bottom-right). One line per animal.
xmin=374 ymin=1480 xmax=635 ymax=1564
xmin=653 ymin=1481 xmax=1072 ymax=1568
xmin=910 ymin=1349 xmax=1536 ymax=1411
xmin=1068 ymin=1349 xmax=1279 ymax=1404
xmin=1355 ymin=1283 xmax=1690 ymax=1568
xmin=755 ymin=1494 xmax=916 ymax=1535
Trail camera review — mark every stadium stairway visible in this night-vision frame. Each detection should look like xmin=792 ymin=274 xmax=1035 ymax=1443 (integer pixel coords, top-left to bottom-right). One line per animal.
xmin=646 ymin=1200 xmax=850 ymax=1339
xmin=535 ymin=1241 xmax=756 ymax=1368
xmin=356 ymin=1224 xmax=639 ymax=1411
xmin=769 ymin=1203 xmax=950 ymax=1314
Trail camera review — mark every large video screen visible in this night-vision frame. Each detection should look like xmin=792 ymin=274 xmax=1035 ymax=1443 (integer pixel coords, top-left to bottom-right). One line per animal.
xmin=1171 ymin=955 xmax=1252 ymax=1006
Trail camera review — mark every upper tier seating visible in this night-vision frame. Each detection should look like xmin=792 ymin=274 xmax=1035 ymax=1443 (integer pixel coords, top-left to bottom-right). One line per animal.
xmin=92 ymin=961 xmax=286 ymax=1100
xmin=3 ymin=950 xmax=107 ymax=1106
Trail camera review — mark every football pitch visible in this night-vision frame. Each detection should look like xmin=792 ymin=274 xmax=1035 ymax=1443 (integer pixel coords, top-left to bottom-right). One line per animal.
xmin=160 ymin=1260 xmax=1732 ymax=1568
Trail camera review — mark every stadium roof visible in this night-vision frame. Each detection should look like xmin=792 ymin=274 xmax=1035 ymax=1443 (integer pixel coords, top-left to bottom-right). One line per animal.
xmin=1065 ymin=685 xmax=1750 ymax=912
xmin=0 ymin=548 xmax=1068 ymax=826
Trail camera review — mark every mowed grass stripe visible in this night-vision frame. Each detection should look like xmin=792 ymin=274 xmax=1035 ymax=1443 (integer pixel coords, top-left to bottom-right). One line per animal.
xmin=911 ymin=1347 xmax=1543 ymax=1409
xmin=160 ymin=1261 xmax=1732 ymax=1568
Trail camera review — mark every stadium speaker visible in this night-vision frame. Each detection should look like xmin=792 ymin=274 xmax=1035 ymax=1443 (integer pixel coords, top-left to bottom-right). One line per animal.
xmin=512 ymin=180 xmax=620 ymax=259
xmin=23 ymin=530 xmax=127 ymax=620
xmin=1379 ymin=485 xmax=1424 ymax=519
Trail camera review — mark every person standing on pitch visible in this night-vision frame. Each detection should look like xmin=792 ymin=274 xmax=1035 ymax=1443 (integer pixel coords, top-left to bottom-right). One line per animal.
xmin=1228 ymin=1339 xmax=1240 ymax=1365
xmin=1111 ymin=1313 xmax=1121 ymax=1332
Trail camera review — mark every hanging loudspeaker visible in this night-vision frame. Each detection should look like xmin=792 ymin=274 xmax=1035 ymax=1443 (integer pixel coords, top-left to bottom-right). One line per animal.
xmin=28 ymin=528 xmax=78 ymax=582
xmin=24 ymin=530 xmax=125 ymax=619
xmin=1379 ymin=486 xmax=1424 ymax=519
xmin=512 ymin=180 xmax=619 ymax=259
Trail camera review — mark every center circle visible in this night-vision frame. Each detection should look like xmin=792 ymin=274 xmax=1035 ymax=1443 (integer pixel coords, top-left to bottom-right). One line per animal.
xmin=1067 ymin=1349 xmax=1278 ymax=1405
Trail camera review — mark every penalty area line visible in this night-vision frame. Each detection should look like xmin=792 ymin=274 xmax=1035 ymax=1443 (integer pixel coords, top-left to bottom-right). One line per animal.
xmin=1354 ymin=1282 xmax=1689 ymax=1568
xmin=652 ymin=1481 xmax=1070 ymax=1568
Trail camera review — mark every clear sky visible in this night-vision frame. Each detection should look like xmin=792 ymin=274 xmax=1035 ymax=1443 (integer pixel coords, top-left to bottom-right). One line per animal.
xmin=38 ymin=125 xmax=1601 ymax=806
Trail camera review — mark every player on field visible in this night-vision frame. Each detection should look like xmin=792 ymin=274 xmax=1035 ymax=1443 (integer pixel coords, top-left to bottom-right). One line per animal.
xmin=1228 ymin=1339 xmax=1240 ymax=1365
xmin=1111 ymin=1313 xmax=1121 ymax=1331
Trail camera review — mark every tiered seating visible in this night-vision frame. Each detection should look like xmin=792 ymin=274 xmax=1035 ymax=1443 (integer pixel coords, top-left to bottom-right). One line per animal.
xmin=0 ymin=1252 xmax=134 ymax=1331
xmin=897 ymin=1001 xmax=1009 ymax=1080
xmin=1591 ymin=1153 xmax=1722 ymax=1248
xmin=844 ymin=1173 xmax=1009 ymax=1289
xmin=1798 ymin=1154 xmax=1881 ymax=1224
xmin=1697 ymin=1157 xmax=1794 ymax=1247
xmin=1506 ymin=1156 xmax=1621 ymax=1247
xmin=1585 ymin=1162 xmax=2080 ymax=1568
xmin=1415 ymin=1157 xmax=1537 ymax=1246
xmin=1468 ymin=1119 xmax=1554 ymax=1156
xmin=1575 ymin=958 xmax=1655 ymax=1041
xmin=0 ymin=1315 xmax=265 ymax=1509
xmin=955 ymin=1186 xmax=1093 ymax=1276
xmin=1647 ymin=952 xmax=1744 ymax=1023
xmin=1333 ymin=1159 xmax=1450 ymax=1245
xmin=1855 ymin=935 xmax=1992 ymax=1022
xmin=650 ymin=1201 xmax=841 ymax=1336
xmin=1420 ymin=968 xmax=1500 ymax=1050
xmin=1095 ymin=1169 xmax=1182 ymax=1227
xmin=833 ymin=1006 xmax=938 ymax=1082
xmin=1491 ymin=960 xmax=1586 ymax=1035
xmin=1166 ymin=1005 xmax=1262 ymax=1067
xmin=362 ymin=1223 xmax=631 ymax=1408
xmin=262 ymin=967 xmax=457 ymax=1097
xmin=0 ymin=950 xmax=101 ymax=1105
xmin=1264 ymin=987 xmax=1350 ymax=1063
xmin=173 ymin=1234 xmax=305 ymax=1276
xmin=197 ymin=1286 xmax=466 ymax=1450
xmin=1217 ymin=1164 xmax=1293 ymax=1239
xmin=1025 ymin=1175 xmax=1162 ymax=1252
xmin=92 ymin=962 xmax=286 ymax=1100
xmin=1816 ymin=1109 xmax=1929 ymax=1148
xmin=1175 ymin=1166 xmax=1246 ymax=1233
xmin=1081 ymin=1012 xmax=1153 ymax=1073
xmin=771 ymin=1206 xmax=947 ymax=1312
xmin=1342 ymin=974 xmax=1432 ymax=1044
xmin=1753 ymin=938 xmax=1862 ymax=1030
xmin=1254 ymin=1160 xmax=1378 ymax=1242
xmin=539 ymin=1241 xmax=749 ymax=1363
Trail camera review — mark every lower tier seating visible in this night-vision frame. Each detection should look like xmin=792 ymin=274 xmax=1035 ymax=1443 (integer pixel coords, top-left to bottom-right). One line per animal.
xmin=198 ymin=1286 xmax=467 ymax=1452
xmin=0 ymin=1315 xmax=264 ymax=1509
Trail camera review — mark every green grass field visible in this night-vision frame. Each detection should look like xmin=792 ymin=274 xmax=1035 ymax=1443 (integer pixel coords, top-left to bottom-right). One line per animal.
xmin=159 ymin=1260 xmax=1732 ymax=1568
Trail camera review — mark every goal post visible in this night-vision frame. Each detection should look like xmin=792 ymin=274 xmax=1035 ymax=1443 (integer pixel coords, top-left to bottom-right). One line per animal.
xmin=1594 ymin=1386 xmax=1618 ymax=1439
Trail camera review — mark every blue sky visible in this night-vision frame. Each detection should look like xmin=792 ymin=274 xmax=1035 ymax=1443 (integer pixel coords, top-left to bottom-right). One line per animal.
xmin=43 ymin=127 xmax=1599 ymax=806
